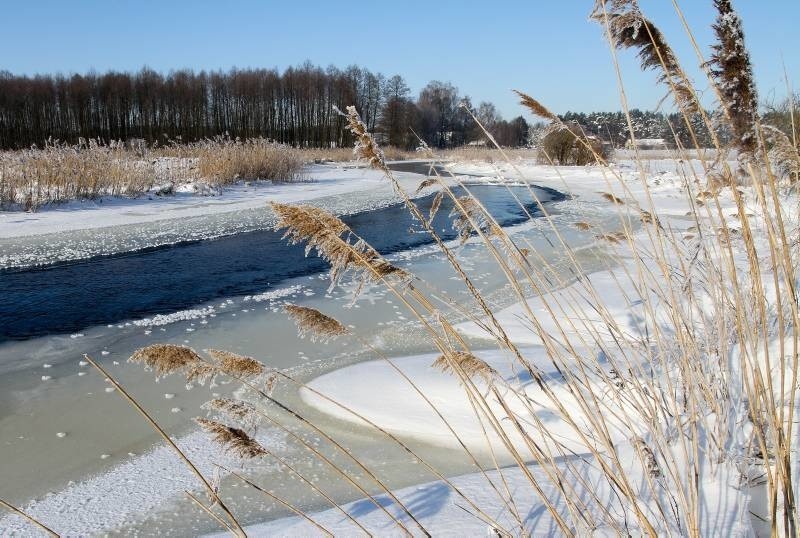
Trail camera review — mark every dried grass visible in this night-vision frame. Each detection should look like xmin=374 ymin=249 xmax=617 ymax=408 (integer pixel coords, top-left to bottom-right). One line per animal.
xmin=195 ymin=418 xmax=267 ymax=459
xmin=284 ymin=304 xmax=348 ymax=343
xmin=129 ymin=344 xmax=214 ymax=384
xmin=203 ymin=398 xmax=262 ymax=431
xmin=0 ymin=137 xmax=306 ymax=211
xmin=432 ymin=351 xmax=497 ymax=384
xmin=593 ymin=0 xmax=698 ymax=115
xmin=271 ymin=201 xmax=406 ymax=290
xmin=206 ymin=349 xmax=265 ymax=378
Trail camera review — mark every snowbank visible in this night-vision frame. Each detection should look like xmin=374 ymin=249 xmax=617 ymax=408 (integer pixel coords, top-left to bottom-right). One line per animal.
xmin=0 ymin=164 xmax=399 ymax=239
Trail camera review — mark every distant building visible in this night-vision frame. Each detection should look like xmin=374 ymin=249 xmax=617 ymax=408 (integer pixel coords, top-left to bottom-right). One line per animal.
xmin=626 ymin=138 xmax=668 ymax=150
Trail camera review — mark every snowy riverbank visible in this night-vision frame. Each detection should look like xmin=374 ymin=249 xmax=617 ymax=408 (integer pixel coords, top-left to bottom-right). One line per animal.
xmin=0 ymin=162 xmax=435 ymax=269
xmin=3 ymin=155 xmax=795 ymax=535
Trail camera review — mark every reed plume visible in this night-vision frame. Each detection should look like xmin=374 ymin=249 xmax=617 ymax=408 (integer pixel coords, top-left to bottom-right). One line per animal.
xmin=206 ymin=349 xmax=265 ymax=378
xmin=710 ymin=0 xmax=759 ymax=157
xmin=596 ymin=231 xmax=628 ymax=244
xmin=337 ymin=105 xmax=387 ymax=172
xmin=432 ymin=351 xmax=497 ymax=384
xmin=284 ymin=304 xmax=348 ymax=343
xmin=129 ymin=344 xmax=215 ymax=384
xmin=762 ymin=125 xmax=800 ymax=182
xmin=632 ymin=437 xmax=662 ymax=479
xmin=203 ymin=398 xmax=262 ymax=432
xmin=592 ymin=0 xmax=698 ymax=115
xmin=450 ymin=196 xmax=489 ymax=245
xmin=195 ymin=418 xmax=268 ymax=459
xmin=415 ymin=178 xmax=437 ymax=193
xmin=429 ymin=191 xmax=444 ymax=224
xmin=514 ymin=90 xmax=558 ymax=122
xmin=271 ymin=201 xmax=406 ymax=291
xmin=600 ymin=192 xmax=625 ymax=205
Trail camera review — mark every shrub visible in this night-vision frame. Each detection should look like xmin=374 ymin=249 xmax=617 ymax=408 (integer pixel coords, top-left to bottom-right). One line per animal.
xmin=536 ymin=122 xmax=610 ymax=165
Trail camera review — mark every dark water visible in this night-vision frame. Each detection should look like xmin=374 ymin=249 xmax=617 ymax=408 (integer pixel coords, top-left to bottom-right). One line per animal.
xmin=0 ymin=181 xmax=563 ymax=342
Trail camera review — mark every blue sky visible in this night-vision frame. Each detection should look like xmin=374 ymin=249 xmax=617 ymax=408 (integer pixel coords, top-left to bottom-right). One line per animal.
xmin=2 ymin=1 xmax=797 ymax=119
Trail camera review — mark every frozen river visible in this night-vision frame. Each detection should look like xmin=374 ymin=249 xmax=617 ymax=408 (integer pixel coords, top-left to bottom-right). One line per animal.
xmin=0 ymin=162 xmax=614 ymax=535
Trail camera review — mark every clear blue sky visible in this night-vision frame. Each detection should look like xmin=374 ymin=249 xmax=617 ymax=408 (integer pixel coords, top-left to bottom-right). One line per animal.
xmin=2 ymin=1 xmax=797 ymax=120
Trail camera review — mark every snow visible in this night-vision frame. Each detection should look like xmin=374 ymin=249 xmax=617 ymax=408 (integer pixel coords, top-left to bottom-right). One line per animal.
xmin=456 ymin=268 xmax=653 ymax=346
xmin=0 ymin=164 xmax=394 ymax=239
xmin=0 ymin=163 xmax=437 ymax=270
xmin=0 ymin=429 xmax=286 ymax=536
xmin=242 ymin=284 xmax=305 ymax=303
xmin=132 ymin=306 xmax=216 ymax=328
xmin=207 ymin=460 xmax=751 ymax=537
xmin=4 ymin=155 xmax=795 ymax=535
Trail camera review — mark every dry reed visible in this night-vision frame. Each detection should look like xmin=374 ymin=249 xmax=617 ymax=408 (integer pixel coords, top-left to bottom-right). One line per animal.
xmin=0 ymin=136 xmax=307 ymax=210
xmin=284 ymin=304 xmax=348 ymax=342
xmin=195 ymin=418 xmax=268 ymax=459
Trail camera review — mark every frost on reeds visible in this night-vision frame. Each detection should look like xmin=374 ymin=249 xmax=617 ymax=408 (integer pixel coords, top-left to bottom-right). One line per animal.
xmin=195 ymin=418 xmax=267 ymax=459
xmin=0 ymin=136 xmax=305 ymax=210
xmin=0 ymin=139 xmax=156 ymax=210
xmin=336 ymin=105 xmax=387 ymax=172
xmin=762 ymin=125 xmax=800 ymax=182
xmin=709 ymin=0 xmax=759 ymax=158
xmin=284 ymin=304 xmax=348 ymax=343
xmin=203 ymin=399 xmax=262 ymax=432
xmin=271 ymin=201 xmax=407 ymax=290
xmin=450 ymin=196 xmax=490 ymax=245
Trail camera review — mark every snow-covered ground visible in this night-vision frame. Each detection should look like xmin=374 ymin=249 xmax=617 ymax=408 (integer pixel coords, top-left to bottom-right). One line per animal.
xmin=3 ymin=155 xmax=796 ymax=535
xmin=250 ymin=156 xmax=796 ymax=536
xmin=0 ymin=162 xmax=435 ymax=269
xmin=211 ymin=458 xmax=749 ymax=537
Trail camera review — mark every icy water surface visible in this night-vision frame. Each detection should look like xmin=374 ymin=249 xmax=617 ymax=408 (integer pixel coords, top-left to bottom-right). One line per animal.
xmin=0 ymin=164 xmax=622 ymax=535
xmin=0 ymin=183 xmax=563 ymax=341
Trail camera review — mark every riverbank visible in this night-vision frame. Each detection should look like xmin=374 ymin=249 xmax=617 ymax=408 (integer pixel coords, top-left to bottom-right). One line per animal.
xmin=0 ymin=162 xmax=437 ymax=270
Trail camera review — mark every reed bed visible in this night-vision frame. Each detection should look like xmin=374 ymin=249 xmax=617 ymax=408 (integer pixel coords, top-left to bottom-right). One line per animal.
xmin=13 ymin=0 xmax=800 ymax=536
xmin=0 ymin=137 xmax=305 ymax=211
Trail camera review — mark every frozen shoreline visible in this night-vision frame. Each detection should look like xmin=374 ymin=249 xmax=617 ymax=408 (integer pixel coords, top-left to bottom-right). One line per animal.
xmin=0 ymin=163 xmax=433 ymax=270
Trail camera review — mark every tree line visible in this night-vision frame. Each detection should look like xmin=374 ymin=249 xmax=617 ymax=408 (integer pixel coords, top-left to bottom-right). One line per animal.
xmin=0 ymin=64 xmax=530 ymax=151
xmin=553 ymin=109 xmax=733 ymax=149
